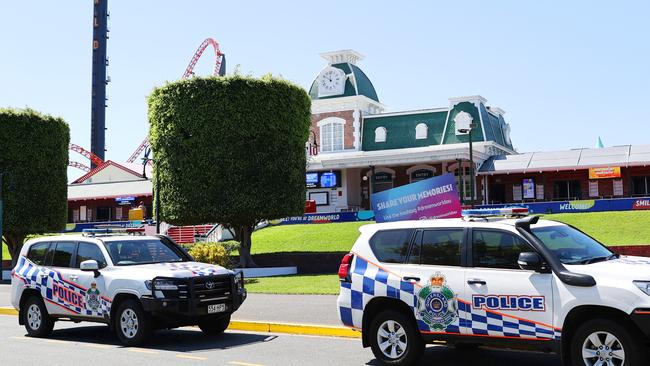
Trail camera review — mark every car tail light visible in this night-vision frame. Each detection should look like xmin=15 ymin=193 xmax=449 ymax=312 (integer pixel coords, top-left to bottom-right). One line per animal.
xmin=338 ymin=253 xmax=354 ymax=282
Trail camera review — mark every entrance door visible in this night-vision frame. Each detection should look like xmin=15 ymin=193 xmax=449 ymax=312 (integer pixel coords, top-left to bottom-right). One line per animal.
xmin=464 ymin=229 xmax=555 ymax=339
xmin=491 ymin=184 xmax=506 ymax=204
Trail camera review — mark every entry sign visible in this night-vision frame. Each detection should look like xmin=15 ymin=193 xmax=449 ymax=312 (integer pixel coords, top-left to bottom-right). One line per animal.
xmin=371 ymin=173 xmax=462 ymax=223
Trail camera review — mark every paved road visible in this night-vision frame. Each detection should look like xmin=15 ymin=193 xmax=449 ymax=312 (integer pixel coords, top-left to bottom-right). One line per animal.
xmin=232 ymin=293 xmax=339 ymax=325
xmin=0 ymin=285 xmax=340 ymax=325
xmin=0 ymin=315 xmax=561 ymax=366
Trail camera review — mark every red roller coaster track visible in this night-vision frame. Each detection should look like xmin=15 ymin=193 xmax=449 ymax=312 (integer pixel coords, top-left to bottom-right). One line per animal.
xmin=126 ymin=38 xmax=224 ymax=164
xmin=69 ymin=38 xmax=225 ymax=171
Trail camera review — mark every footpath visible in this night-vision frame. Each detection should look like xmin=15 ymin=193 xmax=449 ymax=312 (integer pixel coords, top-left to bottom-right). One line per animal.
xmin=0 ymin=284 xmax=356 ymax=338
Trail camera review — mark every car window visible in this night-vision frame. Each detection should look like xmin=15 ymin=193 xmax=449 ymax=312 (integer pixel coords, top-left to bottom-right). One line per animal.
xmin=27 ymin=242 xmax=50 ymax=265
xmin=103 ymin=239 xmax=185 ymax=266
xmin=531 ymin=225 xmax=613 ymax=264
xmin=51 ymin=242 xmax=77 ymax=268
xmin=472 ymin=230 xmax=532 ymax=269
xmin=76 ymin=242 xmax=108 ymax=269
xmin=410 ymin=229 xmax=463 ymax=266
xmin=369 ymin=229 xmax=414 ymax=264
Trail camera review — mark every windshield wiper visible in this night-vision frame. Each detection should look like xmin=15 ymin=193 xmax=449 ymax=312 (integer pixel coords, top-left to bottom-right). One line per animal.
xmin=564 ymin=254 xmax=618 ymax=265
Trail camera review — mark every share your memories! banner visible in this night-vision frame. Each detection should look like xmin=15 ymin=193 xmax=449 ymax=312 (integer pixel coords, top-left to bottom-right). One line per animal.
xmin=371 ymin=173 xmax=462 ymax=223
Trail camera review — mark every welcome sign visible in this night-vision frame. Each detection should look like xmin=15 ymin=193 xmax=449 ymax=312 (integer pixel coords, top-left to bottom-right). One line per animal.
xmin=371 ymin=173 xmax=462 ymax=223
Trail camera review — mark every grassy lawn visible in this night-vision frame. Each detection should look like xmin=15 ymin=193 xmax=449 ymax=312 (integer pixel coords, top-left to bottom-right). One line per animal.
xmin=245 ymin=274 xmax=340 ymax=295
xmin=543 ymin=211 xmax=650 ymax=246
xmin=250 ymin=221 xmax=371 ymax=254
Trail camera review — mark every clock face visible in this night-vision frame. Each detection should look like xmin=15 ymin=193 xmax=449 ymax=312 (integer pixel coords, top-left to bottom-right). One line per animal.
xmin=318 ymin=68 xmax=345 ymax=96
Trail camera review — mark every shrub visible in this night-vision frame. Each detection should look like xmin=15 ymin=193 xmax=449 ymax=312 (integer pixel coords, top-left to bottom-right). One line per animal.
xmin=187 ymin=242 xmax=233 ymax=268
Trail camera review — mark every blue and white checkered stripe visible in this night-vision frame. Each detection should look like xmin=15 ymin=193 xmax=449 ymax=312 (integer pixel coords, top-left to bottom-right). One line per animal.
xmin=14 ymin=256 xmax=111 ymax=316
xmin=338 ymin=255 xmax=562 ymax=340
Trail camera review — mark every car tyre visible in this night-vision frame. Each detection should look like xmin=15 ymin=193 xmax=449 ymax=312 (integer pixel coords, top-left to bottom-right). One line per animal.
xmin=23 ymin=296 xmax=54 ymax=338
xmin=198 ymin=314 xmax=231 ymax=335
xmin=369 ymin=310 xmax=424 ymax=366
xmin=570 ymin=318 xmax=646 ymax=366
xmin=114 ymin=299 xmax=152 ymax=346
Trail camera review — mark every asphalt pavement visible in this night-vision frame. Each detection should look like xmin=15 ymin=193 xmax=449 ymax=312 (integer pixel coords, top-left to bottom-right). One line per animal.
xmin=0 ymin=315 xmax=562 ymax=366
xmin=0 ymin=284 xmax=339 ymax=325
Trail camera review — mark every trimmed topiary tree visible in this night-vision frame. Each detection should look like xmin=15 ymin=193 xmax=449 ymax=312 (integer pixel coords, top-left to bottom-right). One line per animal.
xmin=148 ymin=75 xmax=311 ymax=267
xmin=0 ymin=108 xmax=70 ymax=266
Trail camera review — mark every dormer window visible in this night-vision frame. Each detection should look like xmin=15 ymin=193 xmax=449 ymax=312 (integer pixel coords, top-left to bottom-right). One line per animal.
xmin=415 ymin=123 xmax=428 ymax=140
xmin=375 ymin=127 xmax=387 ymax=143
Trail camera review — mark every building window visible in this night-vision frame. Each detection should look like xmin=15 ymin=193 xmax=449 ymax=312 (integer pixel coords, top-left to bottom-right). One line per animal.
xmin=553 ymin=180 xmax=581 ymax=200
xmin=632 ymin=176 xmax=650 ymax=195
xmin=373 ymin=172 xmax=393 ymax=193
xmin=374 ymin=127 xmax=387 ymax=143
xmin=415 ymin=123 xmax=428 ymax=140
xmin=320 ymin=121 xmax=344 ymax=152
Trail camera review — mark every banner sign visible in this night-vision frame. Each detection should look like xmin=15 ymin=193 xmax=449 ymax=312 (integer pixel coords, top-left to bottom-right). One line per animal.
xmin=479 ymin=196 xmax=650 ymax=214
xmin=278 ymin=210 xmax=375 ymax=225
xmin=589 ymin=167 xmax=621 ymax=179
xmin=371 ymin=173 xmax=462 ymax=223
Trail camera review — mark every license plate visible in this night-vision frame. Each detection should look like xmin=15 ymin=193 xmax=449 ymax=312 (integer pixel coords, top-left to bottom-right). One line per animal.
xmin=207 ymin=304 xmax=226 ymax=314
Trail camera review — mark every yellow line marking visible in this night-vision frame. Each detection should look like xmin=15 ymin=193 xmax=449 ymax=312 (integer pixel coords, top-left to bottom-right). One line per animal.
xmin=175 ymin=354 xmax=208 ymax=360
xmin=0 ymin=307 xmax=19 ymax=316
xmin=9 ymin=336 xmax=38 ymax=341
xmin=84 ymin=343 xmax=113 ymax=349
xmin=229 ymin=320 xmax=360 ymax=339
xmin=128 ymin=348 xmax=158 ymax=354
xmin=45 ymin=339 xmax=68 ymax=344
xmin=229 ymin=362 xmax=267 ymax=366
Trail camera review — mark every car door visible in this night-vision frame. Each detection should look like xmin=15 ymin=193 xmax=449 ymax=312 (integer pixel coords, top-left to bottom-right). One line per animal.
xmin=464 ymin=228 xmax=556 ymax=340
xmin=72 ymin=242 xmax=110 ymax=318
xmin=45 ymin=241 xmax=85 ymax=316
xmin=400 ymin=228 xmax=467 ymax=335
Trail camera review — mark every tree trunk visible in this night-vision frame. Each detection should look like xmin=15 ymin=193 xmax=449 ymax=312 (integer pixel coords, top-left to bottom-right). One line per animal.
xmin=5 ymin=232 xmax=26 ymax=268
xmin=237 ymin=225 xmax=257 ymax=268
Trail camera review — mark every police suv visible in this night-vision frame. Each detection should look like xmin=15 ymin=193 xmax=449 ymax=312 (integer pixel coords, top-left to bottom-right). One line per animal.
xmin=337 ymin=208 xmax=650 ymax=366
xmin=10 ymin=229 xmax=246 ymax=346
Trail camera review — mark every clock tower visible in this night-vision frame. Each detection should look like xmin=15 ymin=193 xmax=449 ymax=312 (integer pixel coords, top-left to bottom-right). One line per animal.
xmin=308 ymin=50 xmax=385 ymax=154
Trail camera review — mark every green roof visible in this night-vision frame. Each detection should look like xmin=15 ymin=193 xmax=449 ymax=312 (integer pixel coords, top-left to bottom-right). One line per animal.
xmin=309 ymin=63 xmax=379 ymax=102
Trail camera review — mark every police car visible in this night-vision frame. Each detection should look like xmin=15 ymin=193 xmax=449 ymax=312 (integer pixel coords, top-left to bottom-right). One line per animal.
xmin=10 ymin=228 xmax=246 ymax=346
xmin=337 ymin=208 xmax=650 ymax=366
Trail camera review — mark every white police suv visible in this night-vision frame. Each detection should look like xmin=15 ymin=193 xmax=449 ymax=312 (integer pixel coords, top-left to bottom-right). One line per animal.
xmin=10 ymin=229 xmax=246 ymax=346
xmin=337 ymin=208 xmax=650 ymax=366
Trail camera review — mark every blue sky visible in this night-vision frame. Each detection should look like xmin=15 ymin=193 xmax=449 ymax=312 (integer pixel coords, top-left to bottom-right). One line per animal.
xmin=1 ymin=1 xmax=648 ymax=181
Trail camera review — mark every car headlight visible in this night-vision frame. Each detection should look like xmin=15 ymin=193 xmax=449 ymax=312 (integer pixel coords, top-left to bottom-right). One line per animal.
xmin=634 ymin=281 xmax=650 ymax=296
xmin=154 ymin=279 xmax=178 ymax=291
xmin=234 ymin=272 xmax=244 ymax=290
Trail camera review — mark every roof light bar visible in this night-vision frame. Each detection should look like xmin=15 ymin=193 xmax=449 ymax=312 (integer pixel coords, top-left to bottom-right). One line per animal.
xmin=462 ymin=207 xmax=529 ymax=217
xmin=82 ymin=227 xmax=145 ymax=236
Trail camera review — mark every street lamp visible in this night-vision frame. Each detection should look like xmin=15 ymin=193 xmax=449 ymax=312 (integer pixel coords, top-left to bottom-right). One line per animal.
xmin=455 ymin=112 xmax=477 ymax=206
xmin=142 ymin=147 xmax=161 ymax=234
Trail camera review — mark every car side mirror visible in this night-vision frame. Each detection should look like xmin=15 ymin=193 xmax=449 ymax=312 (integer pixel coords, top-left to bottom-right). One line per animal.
xmin=80 ymin=260 xmax=100 ymax=277
xmin=518 ymin=252 xmax=546 ymax=272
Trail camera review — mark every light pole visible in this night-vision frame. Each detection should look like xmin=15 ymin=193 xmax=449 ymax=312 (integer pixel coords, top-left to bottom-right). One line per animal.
xmin=142 ymin=147 xmax=160 ymax=234
xmin=457 ymin=118 xmax=477 ymax=206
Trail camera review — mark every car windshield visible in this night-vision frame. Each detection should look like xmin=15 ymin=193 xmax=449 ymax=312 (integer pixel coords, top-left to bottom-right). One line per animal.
xmin=103 ymin=239 xmax=185 ymax=266
xmin=531 ymin=225 xmax=615 ymax=265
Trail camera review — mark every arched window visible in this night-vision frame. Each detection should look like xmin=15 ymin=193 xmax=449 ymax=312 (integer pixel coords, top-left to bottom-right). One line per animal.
xmin=415 ymin=123 xmax=428 ymax=140
xmin=375 ymin=127 xmax=387 ymax=143
xmin=318 ymin=118 xmax=345 ymax=152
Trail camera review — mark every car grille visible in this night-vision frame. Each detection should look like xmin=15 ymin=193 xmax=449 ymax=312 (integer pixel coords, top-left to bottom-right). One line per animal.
xmin=192 ymin=276 xmax=232 ymax=303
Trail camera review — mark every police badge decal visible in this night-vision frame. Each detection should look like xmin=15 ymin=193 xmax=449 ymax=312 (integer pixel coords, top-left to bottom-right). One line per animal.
xmin=85 ymin=282 xmax=101 ymax=312
xmin=416 ymin=272 xmax=458 ymax=330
